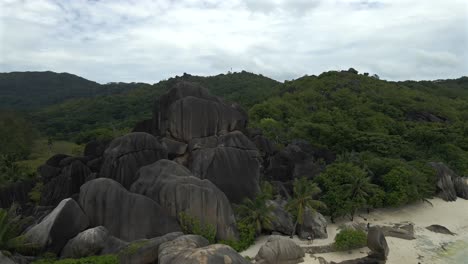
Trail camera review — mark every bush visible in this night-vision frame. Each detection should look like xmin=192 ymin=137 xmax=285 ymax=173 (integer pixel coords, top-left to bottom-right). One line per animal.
xmin=178 ymin=212 xmax=216 ymax=244
xmin=219 ymin=221 xmax=256 ymax=252
xmin=334 ymin=228 xmax=367 ymax=251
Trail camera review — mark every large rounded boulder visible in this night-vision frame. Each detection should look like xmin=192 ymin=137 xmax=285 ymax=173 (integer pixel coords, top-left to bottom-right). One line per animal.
xmin=24 ymin=198 xmax=89 ymax=253
xmin=158 ymin=235 xmax=250 ymax=264
xmin=61 ymin=226 xmax=110 ymax=258
xmin=154 ymin=81 xmax=247 ymax=141
xmin=297 ymin=208 xmax=328 ymax=239
xmin=367 ymin=227 xmax=389 ymax=260
xmin=189 ymin=131 xmax=261 ymax=203
xmin=79 ymin=178 xmax=180 ymax=241
xmin=255 ymin=236 xmax=305 ymax=264
xmin=430 ymin=162 xmax=468 ymax=201
xmin=100 ymin=132 xmax=168 ymax=188
xmin=131 ymin=159 xmax=238 ymax=241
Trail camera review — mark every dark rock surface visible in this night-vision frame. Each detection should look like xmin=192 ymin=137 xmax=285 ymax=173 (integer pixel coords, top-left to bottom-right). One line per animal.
xmin=40 ymin=159 xmax=91 ymax=206
xmin=0 ymin=179 xmax=36 ymax=208
xmin=79 ymin=178 xmax=180 ymax=241
xmin=61 ymin=226 xmax=109 ymax=258
xmin=131 ymin=160 xmax=238 ymax=241
xmin=255 ymin=236 xmax=305 ymax=264
xmin=83 ymin=139 xmax=110 ymax=158
xmin=158 ymin=235 xmax=250 ymax=264
xmin=265 ymin=199 xmax=294 ymax=235
xmin=118 ymin=232 xmax=183 ymax=264
xmin=266 ymin=140 xmax=330 ymax=183
xmin=367 ymin=227 xmax=389 ymax=260
xmin=297 ymin=208 xmax=328 ymax=239
xmin=430 ymin=162 xmax=468 ymax=201
xmin=24 ymin=198 xmax=89 ymax=253
xmin=153 ymin=81 xmax=247 ymax=142
xmin=100 ymin=132 xmax=168 ymax=188
xmin=426 ymin=224 xmax=456 ymax=235
xmin=189 ymin=131 xmax=261 ymax=203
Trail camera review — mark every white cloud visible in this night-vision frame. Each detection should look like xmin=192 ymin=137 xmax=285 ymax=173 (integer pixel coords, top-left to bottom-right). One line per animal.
xmin=0 ymin=0 xmax=466 ymax=83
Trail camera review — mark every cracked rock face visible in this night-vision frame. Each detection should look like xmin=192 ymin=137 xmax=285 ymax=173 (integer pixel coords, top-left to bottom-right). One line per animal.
xmin=100 ymin=132 xmax=168 ymax=189
xmin=131 ymin=159 xmax=239 ymax=241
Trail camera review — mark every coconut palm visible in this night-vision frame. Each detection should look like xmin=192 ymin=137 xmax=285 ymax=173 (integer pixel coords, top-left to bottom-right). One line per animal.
xmin=342 ymin=174 xmax=379 ymax=220
xmin=287 ymin=177 xmax=326 ymax=237
xmin=234 ymin=181 xmax=275 ymax=235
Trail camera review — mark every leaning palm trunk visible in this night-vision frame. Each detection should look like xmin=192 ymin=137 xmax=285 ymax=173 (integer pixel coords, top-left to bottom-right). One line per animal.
xmin=291 ymin=220 xmax=298 ymax=238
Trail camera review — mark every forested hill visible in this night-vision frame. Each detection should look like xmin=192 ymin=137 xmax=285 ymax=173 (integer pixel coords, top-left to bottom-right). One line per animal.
xmin=248 ymin=70 xmax=468 ymax=176
xmin=0 ymin=71 xmax=145 ymax=110
xmin=32 ymin=71 xmax=280 ymax=142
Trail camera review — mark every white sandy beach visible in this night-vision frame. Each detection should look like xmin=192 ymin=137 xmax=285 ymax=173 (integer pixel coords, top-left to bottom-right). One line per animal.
xmin=241 ymin=198 xmax=468 ymax=264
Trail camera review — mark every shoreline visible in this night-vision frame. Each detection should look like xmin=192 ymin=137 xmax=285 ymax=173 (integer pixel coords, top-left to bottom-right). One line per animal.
xmin=241 ymin=198 xmax=468 ymax=264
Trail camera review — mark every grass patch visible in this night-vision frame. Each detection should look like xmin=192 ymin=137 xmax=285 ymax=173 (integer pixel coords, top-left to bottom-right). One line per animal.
xmin=17 ymin=139 xmax=83 ymax=172
xmin=32 ymin=255 xmax=118 ymax=264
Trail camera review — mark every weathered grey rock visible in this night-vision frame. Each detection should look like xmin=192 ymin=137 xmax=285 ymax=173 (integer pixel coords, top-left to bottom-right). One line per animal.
xmin=41 ymin=160 xmax=91 ymax=206
xmin=367 ymin=227 xmax=389 ymax=260
xmin=266 ymin=140 xmax=325 ymax=183
xmin=158 ymin=235 xmax=249 ymax=264
xmin=161 ymin=137 xmax=187 ymax=158
xmin=24 ymin=198 xmax=89 ymax=253
xmin=0 ymin=252 xmax=15 ymax=264
xmin=154 ymin=81 xmax=247 ymax=142
xmin=190 ymin=131 xmax=261 ymax=203
xmin=100 ymin=132 xmax=168 ymax=188
xmin=297 ymin=209 xmax=328 ymax=239
xmin=255 ymin=236 xmax=305 ymax=264
xmin=79 ymin=178 xmax=181 ymax=241
xmin=426 ymin=225 xmax=456 ymax=235
xmin=131 ymin=159 xmax=238 ymax=241
xmin=0 ymin=179 xmax=35 ymax=208
xmin=101 ymin=236 xmax=128 ymax=255
xmin=118 ymin=232 xmax=183 ymax=264
xmin=430 ymin=162 xmax=468 ymax=201
xmin=84 ymin=139 xmax=110 ymax=158
xmin=61 ymin=226 xmax=109 ymax=258
xmin=265 ymin=199 xmax=294 ymax=235
xmin=331 ymin=257 xmax=384 ymax=264
xmin=379 ymin=223 xmax=415 ymax=240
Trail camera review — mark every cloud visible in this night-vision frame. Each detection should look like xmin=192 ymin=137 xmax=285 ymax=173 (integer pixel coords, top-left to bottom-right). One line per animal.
xmin=0 ymin=0 xmax=466 ymax=83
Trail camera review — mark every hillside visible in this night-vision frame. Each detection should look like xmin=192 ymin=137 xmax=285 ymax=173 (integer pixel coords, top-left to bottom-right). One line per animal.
xmin=33 ymin=71 xmax=280 ymax=142
xmin=0 ymin=71 xmax=144 ymax=110
xmin=249 ymin=70 xmax=468 ymax=177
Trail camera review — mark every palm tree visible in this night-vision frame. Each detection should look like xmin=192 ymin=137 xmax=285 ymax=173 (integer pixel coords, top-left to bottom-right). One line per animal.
xmin=342 ymin=174 xmax=379 ymax=220
xmin=234 ymin=181 xmax=275 ymax=235
xmin=287 ymin=177 xmax=326 ymax=238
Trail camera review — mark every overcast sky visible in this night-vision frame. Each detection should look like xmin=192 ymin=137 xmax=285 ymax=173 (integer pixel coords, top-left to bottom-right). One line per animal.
xmin=0 ymin=0 xmax=467 ymax=84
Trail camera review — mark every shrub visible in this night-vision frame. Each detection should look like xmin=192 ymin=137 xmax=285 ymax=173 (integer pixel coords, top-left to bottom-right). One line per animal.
xmin=334 ymin=228 xmax=367 ymax=251
xmin=178 ymin=212 xmax=216 ymax=244
xmin=220 ymin=221 xmax=256 ymax=252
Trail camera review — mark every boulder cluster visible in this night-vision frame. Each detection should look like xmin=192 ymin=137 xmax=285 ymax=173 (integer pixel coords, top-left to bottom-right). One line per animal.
xmin=13 ymin=81 xmax=332 ymax=263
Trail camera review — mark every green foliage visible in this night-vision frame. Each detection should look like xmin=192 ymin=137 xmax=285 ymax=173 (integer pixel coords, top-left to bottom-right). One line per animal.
xmin=28 ymin=182 xmax=43 ymax=204
xmin=178 ymin=212 xmax=216 ymax=244
xmin=0 ymin=112 xmax=36 ymax=159
xmin=32 ymin=255 xmax=118 ymax=264
xmin=334 ymin=228 xmax=367 ymax=251
xmin=32 ymin=71 xmax=279 ymax=140
xmin=315 ymin=163 xmax=382 ymax=221
xmin=219 ymin=221 xmax=256 ymax=252
xmin=0 ymin=204 xmax=37 ymax=255
xmin=0 ymin=71 xmax=139 ymax=110
xmin=0 ymin=155 xmax=35 ymax=186
xmin=120 ymin=240 xmax=149 ymax=255
xmin=287 ymin=177 xmax=325 ymax=226
xmin=234 ymin=184 xmax=275 ymax=235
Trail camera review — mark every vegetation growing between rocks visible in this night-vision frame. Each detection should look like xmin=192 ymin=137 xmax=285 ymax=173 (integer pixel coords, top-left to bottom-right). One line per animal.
xmin=334 ymin=228 xmax=367 ymax=251
xmin=178 ymin=212 xmax=216 ymax=244
xmin=0 ymin=204 xmax=37 ymax=255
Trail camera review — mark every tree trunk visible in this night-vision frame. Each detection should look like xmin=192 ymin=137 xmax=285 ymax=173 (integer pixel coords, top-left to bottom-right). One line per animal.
xmin=291 ymin=220 xmax=298 ymax=238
